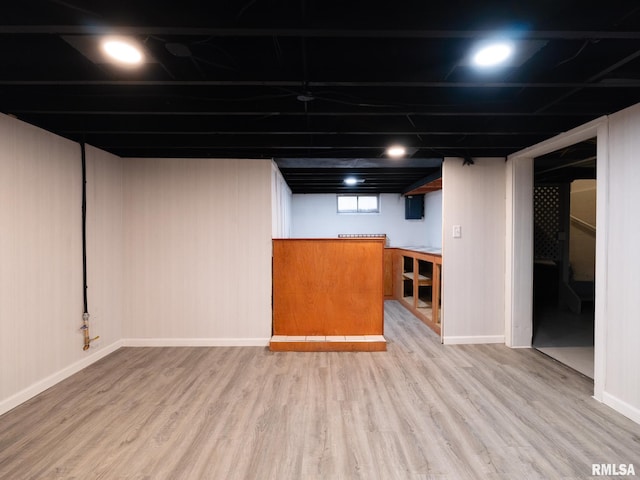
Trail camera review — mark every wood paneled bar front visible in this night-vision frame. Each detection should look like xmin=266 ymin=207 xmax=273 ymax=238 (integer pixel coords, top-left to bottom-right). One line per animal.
xmin=270 ymin=238 xmax=386 ymax=352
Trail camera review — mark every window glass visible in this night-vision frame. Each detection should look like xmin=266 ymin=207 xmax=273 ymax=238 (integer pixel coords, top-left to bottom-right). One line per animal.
xmin=337 ymin=195 xmax=379 ymax=213
xmin=358 ymin=195 xmax=378 ymax=212
xmin=337 ymin=196 xmax=358 ymax=212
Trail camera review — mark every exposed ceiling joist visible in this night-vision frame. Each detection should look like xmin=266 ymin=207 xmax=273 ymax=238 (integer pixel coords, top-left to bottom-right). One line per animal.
xmin=4 ymin=80 xmax=640 ymax=88
xmin=3 ymin=25 xmax=640 ymax=40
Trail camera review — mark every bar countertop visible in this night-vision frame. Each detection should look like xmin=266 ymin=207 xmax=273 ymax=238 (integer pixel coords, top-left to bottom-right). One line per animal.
xmin=389 ymin=246 xmax=442 ymax=256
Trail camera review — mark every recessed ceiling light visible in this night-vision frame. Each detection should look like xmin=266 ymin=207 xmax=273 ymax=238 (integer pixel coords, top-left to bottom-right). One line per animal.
xmin=344 ymin=177 xmax=365 ymax=186
xmin=101 ymin=39 xmax=144 ymax=65
xmin=472 ymin=42 xmax=514 ymax=67
xmin=386 ymin=145 xmax=407 ymax=159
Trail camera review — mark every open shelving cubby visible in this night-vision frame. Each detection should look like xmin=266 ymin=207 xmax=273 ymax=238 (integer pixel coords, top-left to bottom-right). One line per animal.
xmin=393 ymin=248 xmax=442 ymax=336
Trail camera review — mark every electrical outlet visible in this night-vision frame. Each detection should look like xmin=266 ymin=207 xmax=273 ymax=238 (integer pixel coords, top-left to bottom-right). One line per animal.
xmin=453 ymin=225 xmax=462 ymax=238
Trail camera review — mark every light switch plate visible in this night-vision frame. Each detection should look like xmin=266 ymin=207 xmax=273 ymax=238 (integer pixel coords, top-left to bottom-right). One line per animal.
xmin=453 ymin=225 xmax=462 ymax=238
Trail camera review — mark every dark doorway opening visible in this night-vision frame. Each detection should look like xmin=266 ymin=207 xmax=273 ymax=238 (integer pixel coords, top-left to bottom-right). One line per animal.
xmin=532 ymin=139 xmax=596 ymax=378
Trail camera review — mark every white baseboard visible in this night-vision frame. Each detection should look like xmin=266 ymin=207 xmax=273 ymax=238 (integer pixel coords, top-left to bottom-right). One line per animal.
xmin=121 ymin=337 xmax=271 ymax=347
xmin=602 ymin=391 xmax=640 ymax=425
xmin=443 ymin=335 xmax=505 ymax=345
xmin=0 ymin=340 xmax=123 ymax=417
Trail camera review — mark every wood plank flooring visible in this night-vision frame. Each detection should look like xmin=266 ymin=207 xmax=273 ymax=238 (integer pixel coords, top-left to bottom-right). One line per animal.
xmin=1 ymin=301 xmax=639 ymax=479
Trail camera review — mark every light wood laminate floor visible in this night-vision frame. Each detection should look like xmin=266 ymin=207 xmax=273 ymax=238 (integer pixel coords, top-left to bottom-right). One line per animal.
xmin=1 ymin=301 xmax=639 ymax=479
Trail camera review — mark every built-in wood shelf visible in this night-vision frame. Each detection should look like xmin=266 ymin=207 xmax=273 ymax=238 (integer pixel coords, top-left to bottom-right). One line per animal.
xmin=403 ymin=272 xmax=432 ymax=286
xmin=390 ymin=247 xmax=442 ymax=336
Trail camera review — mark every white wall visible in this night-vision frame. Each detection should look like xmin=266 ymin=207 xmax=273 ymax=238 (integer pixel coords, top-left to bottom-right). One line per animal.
xmin=0 ymin=115 xmax=124 ymax=415
xmin=425 ymin=190 xmax=443 ymax=248
xmin=86 ymin=145 xmax=125 ymax=351
xmin=291 ymin=192 xmax=441 ymax=247
xmin=504 ymin=155 xmax=534 ymax=348
xmin=442 ymin=157 xmax=506 ymax=344
xmin=602 ymin=104 xmax=640 ymax=422
xmin=271 ymin=162 xmax=292 ymax=238
xmin=122 ymin=158 xmax=273 ymax=344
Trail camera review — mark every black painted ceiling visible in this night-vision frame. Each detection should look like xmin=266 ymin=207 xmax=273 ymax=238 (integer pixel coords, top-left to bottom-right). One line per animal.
xmin=534 ymin=139 xmax=597 ymax=184
xmin=1 ymin=1 xmax=639 ymax=192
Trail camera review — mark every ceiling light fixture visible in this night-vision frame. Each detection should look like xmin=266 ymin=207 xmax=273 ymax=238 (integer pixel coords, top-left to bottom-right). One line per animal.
xmin=344 ymin=177 xmax=365 ymax=186
xmin=101 ymin=38 xmax=144 ymax=65
xmin=386 ymin=145 xmax=407 ymax=159
xmin=472 ymin=42 xmax=514 ymax=67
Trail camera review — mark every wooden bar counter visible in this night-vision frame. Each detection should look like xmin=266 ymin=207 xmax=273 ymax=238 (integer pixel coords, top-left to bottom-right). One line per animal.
xmin=270 ymin=238 xmax=386 ymax=352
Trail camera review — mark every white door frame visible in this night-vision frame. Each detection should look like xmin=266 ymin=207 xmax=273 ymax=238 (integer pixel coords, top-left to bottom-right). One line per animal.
xmin=505 ymin=116 xmax=608 ymax=401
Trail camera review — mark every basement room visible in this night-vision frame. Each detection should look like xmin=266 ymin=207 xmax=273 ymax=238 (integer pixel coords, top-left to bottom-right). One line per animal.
xmin=1 ymin=2 xmax=640 ymax=479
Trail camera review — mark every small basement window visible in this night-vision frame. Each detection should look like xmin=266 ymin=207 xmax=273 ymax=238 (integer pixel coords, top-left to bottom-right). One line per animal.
xmin=337 ymin=194 xmax=380 ymax=213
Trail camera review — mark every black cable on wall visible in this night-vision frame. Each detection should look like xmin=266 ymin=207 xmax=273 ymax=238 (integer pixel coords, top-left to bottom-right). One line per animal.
xmin=81 ymin=142 xmax=88 ymax=314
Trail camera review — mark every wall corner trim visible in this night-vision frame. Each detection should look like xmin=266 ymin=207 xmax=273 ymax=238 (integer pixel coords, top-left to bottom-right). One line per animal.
xmin=0 ymin=340 xmax=124 ymax=417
